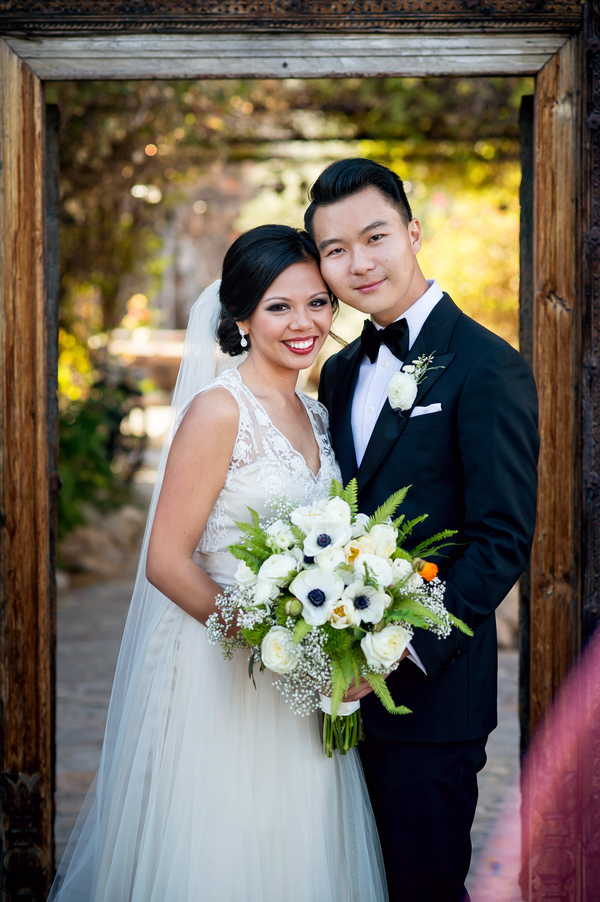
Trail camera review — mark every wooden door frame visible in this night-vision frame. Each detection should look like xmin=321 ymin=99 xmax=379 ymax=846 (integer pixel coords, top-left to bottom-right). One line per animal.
xmin=1 ymin=4 xmax=599 ymax=899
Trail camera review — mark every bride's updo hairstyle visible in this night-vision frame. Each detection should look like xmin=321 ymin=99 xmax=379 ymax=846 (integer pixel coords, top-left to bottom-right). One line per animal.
xmin=217 ymin=224 xmax=337 ymax=356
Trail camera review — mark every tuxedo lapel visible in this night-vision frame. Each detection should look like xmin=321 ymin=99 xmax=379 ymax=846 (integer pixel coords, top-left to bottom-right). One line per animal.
xmin=356 ymin=294 xmax=460 ymax=494
xmin=328 ymin=339 xmax=363 ymax=482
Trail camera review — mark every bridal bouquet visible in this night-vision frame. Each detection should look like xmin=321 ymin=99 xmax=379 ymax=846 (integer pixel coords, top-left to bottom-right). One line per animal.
xmin=207 ymin=479 xmax=471 ymax=757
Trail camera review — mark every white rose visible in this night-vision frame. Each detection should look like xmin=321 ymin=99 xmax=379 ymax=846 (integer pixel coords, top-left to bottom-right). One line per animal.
xmin=323 ymin=496 xmax=352 ymax=525
xmin=391 ymin=557 xmax=413 ymax=583
xmin=290 ymin=499 xmax=327 ymax=532
xmin=361 ymin=624 xmax=411 ymax=669
xmin=315 ymin=545 xmax=346 ymax=571
xmin=252 ymin=579 xmax=280 ymax=606
xmin=258 ymin=553 xmax=298 ymax=585
xmin=261 ymin=626 xmax=298 ymax=674
xmin=235 ymin=560 xmax=258 ymax=587
xmin=354 ymin=552 xmax=394 ymax=588
xmin=387 ymin=370 xmax=418 ymax=411
xmin=369 ymin=524 xmax=398 ymax=558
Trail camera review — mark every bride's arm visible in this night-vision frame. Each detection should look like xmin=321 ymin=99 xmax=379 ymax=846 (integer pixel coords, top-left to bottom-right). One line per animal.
xmin=146 ymin=387 xmax=239 ymax=624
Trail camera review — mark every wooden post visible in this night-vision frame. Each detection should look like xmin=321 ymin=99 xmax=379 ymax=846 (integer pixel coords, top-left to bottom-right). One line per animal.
xmin=523 ymin=34 xmax=583 ymax=901
xmin=0 ymin=40 xmax=55 ymax=900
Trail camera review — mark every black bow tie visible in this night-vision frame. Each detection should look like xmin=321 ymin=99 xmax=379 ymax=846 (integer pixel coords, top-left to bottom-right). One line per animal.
xmin=360 ymin=318 xmax=410 ymax=364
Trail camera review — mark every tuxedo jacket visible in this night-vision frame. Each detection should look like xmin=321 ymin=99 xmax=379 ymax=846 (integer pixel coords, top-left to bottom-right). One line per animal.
xmin=318 ymin=293 xmax=539 ymax=743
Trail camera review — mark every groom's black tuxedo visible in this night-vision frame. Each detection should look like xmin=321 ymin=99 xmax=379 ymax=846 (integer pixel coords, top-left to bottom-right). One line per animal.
xmin=319 ymin=293 xmax=539 ymax=900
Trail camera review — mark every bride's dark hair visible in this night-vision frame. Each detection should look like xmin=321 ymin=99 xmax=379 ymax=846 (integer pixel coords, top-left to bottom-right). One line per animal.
xmin=217 ymin=224 xmax=338 ymax=356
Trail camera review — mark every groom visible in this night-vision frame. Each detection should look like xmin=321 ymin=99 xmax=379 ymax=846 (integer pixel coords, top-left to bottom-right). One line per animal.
xmin=305 ymin=159 xmax=539 ymax=902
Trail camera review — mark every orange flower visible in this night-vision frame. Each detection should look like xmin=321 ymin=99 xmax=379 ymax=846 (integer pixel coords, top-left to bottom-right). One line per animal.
xmin=419 ymin=561 xmax=438 ymax=582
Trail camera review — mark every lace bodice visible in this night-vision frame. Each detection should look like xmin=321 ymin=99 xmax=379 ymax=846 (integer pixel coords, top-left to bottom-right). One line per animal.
xmin=191 ymin=367 xmax=341 ymax=585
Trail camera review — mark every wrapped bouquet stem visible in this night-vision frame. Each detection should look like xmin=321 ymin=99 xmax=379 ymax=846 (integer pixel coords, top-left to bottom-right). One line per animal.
xmin=319 ymin=694 xmax=363 ymax=758
xmin=207 ymin=479 xmax=472 ymax=757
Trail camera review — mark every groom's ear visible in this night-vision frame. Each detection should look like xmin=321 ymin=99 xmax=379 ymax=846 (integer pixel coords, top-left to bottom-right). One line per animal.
xmin=408 ymin=219 xmax=423 ymax=255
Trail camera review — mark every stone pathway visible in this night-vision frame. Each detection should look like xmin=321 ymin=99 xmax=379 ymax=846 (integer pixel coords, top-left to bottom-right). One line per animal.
xmin=55 ymin=567 xmax=523 ymax=900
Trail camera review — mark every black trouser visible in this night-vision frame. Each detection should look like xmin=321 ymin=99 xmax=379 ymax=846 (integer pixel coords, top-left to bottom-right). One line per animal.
xmin=358 ymin=733 xmax=488 ymax=902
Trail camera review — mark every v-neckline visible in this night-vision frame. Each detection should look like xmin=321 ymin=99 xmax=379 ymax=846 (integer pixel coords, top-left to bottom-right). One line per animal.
xmin=232 ymin=368 xmax=322 ymax=481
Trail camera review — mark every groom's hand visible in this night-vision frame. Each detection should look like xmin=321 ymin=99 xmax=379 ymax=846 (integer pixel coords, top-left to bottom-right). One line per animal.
xmin=343 ymin=649 xmax=409 ymax=702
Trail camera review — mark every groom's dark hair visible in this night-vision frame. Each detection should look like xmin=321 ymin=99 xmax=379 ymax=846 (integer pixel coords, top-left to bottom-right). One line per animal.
xmin=304 ymin=158 xmax=413 ymax=237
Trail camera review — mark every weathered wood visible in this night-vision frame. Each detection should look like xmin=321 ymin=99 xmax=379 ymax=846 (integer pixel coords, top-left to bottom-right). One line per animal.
xmin=524 ymin=33 xmax=583 ymax=902
xmin=5 ymin=33 xmax=569 ymax=80
xmin=0 ymin=0 xmax=584 ymax=35
xmin=0 ymin=39 xmax=54 ymax=900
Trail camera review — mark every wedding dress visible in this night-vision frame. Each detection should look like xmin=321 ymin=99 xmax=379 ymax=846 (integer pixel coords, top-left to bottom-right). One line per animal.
xmin=50 ymin=365 xmax=388 ymax=902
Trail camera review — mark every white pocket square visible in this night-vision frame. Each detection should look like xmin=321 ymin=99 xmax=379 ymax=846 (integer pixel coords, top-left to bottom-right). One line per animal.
xmin=410 ymin=403 xmax=442 ymax=418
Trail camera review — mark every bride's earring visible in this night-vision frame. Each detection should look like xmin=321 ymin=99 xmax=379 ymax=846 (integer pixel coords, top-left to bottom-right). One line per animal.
xmin=239 ymin=328 xmax=248 ymax=349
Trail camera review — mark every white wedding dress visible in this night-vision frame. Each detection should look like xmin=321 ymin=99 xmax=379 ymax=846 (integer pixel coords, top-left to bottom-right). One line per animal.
xmin=50 ymin=366 xmax=387 ymax=902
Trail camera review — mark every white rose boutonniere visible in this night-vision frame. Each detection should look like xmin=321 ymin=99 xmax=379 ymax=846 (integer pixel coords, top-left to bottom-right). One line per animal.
xmin=387 ymin=352 xmax=442 ymax=413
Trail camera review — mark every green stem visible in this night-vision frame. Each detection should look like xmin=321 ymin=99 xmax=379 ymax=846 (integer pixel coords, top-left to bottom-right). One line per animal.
xmin=322 ymin=710 xmax=364 ymax=758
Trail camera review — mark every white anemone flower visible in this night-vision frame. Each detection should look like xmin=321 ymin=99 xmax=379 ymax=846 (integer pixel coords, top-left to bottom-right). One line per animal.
xmin=290 ymin=568 xmax=344 ymax=626
xmin=342 ymin=581 xmax=389 ymax=625
xmin=303 ymin=519 xmax=352 ymax=559
xmin=354 ymin=552 xmax=394 ymax=588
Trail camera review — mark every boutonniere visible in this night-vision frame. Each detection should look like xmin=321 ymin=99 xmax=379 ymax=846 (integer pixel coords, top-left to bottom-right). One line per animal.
xmin=387 ymin=353 xmax=442 ymax=412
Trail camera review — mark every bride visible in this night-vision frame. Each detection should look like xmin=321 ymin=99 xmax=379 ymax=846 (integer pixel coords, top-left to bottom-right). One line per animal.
xmin=49 ymin=224 xmax=387 ymax=902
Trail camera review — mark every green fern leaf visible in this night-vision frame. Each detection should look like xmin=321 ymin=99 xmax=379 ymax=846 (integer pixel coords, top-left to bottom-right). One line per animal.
xmin=448 ymin=614 xmax=474 ymax=636
xmin=367 ymin=485 xmax=411 ymax=530
xmin=410 ymin=529 xmax=457 ymax=557
xmin=397 ymin=514 xmax=428 ymax=541
xmin=341 ymin=479 xmax=359 ymax=516
xmin=329 ymin=478 xmax=343 ymax=499
xmin=290 ymin=524 xmax=306 ymax=544
xmin=226 ymin=545 xmax=263 ymax=572
xmin=364 ymin=673 xmax=411 ymax=715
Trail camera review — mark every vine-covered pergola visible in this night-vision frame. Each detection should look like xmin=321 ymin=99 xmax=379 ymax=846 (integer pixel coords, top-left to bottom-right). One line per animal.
xmin=1 ymin=3 xmax=599 ymax=900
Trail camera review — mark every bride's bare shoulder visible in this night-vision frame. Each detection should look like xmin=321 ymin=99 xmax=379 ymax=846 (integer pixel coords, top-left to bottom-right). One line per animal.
xmin=175 ymin=386 xmax=239 ymax=444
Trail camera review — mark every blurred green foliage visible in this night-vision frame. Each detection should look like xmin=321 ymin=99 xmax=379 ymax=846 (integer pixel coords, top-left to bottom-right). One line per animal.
xmin=46 ymin=75 xmax=531 ymax=334
xmin=57 ymin=362 xmax=145 ymax=539
xmin=48 ymin=75 xmax=531 ymax=536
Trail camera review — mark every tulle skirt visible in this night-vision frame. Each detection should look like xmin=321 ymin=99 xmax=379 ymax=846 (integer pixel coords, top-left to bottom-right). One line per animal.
xmin=50 ymin=600 xmax=388 ymax=902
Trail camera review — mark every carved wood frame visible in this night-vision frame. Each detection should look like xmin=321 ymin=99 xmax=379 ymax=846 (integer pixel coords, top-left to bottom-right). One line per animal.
xmin=1 ymin=3 xmax=599 ymax=900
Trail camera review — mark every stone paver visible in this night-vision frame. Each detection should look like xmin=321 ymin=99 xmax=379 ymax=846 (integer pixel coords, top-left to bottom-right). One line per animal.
xmin=56 ymin=570 xmax=523 ymax=899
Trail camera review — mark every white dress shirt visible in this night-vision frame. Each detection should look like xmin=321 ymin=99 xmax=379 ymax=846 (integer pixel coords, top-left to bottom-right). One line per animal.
xmin=351 ymin=280 xmax=443 ymax=466
xmin=351 ymin=280 xmax=444 ymax=675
